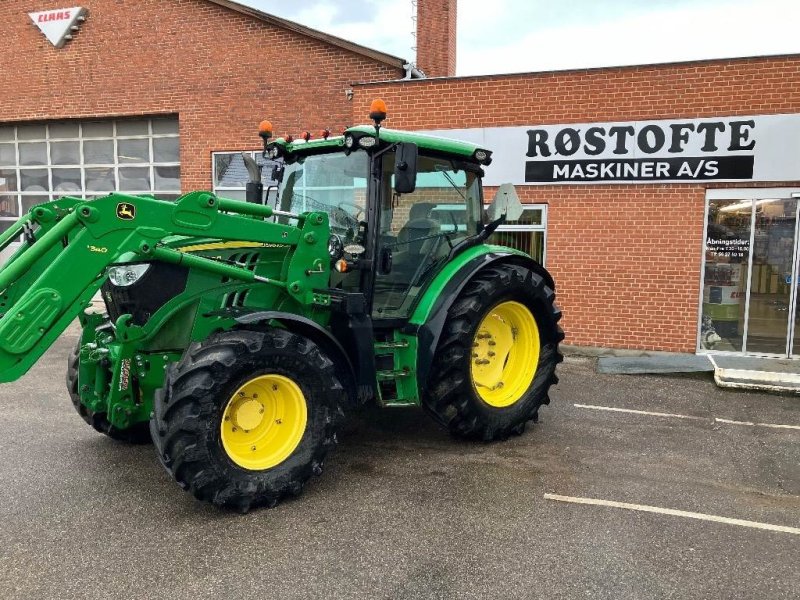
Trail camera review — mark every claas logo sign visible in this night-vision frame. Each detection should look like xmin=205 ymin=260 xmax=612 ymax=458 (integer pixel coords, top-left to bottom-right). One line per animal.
xmin=29 ymin=7 xmax=87 ymax=48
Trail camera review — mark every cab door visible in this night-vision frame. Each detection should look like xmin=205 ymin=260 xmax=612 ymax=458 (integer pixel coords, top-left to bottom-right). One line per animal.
xmin=372 ymin=153 xmax=481 ymax=320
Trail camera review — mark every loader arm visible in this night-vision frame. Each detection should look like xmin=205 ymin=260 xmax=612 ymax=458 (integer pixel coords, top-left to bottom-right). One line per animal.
xmin=0 ymin=191 xmax=331 ymax=383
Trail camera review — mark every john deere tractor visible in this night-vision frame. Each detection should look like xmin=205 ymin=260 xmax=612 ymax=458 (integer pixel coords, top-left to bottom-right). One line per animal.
xmin=0 ymin=102 xmax=563 ymax=511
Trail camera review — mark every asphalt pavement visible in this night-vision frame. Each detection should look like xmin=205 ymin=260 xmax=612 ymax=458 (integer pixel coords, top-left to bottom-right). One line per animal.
xmin=0 ymin=331 xmax=798 ymax=600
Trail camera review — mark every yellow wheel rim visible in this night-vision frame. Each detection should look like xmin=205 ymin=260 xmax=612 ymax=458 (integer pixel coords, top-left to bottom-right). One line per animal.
xmin=220 ymin=374 xmax=307 ymax=471
xmin=470 ymin=301 xmax=540 ymax=408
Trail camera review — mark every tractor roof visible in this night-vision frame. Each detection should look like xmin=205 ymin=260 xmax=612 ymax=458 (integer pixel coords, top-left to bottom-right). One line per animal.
xmin=268 ymin=126 xmax=492 ymax=165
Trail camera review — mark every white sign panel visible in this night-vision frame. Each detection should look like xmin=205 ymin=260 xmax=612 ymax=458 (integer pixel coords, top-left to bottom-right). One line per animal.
xmin=29 ymin=7 xmax=86 ymax=48
xmin=423 ymin=113 xmax=800 ymax=186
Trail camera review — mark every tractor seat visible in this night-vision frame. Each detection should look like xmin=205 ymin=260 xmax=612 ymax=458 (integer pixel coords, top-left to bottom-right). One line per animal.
xmin=395 ymin=202 xmax=438 ymax=254
xmin=390 ymin=216 xmax=442 ymax=288
xmin=396 ymin=218 xmax=440 ymax=254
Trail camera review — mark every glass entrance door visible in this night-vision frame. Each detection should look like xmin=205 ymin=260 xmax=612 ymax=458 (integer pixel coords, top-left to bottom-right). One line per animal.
xmin=791 ymin=202 xmax=800 ymax=358
xmin=700 ymin=195 xmax=800 ymax=357
xmin=745 ymin=198 xmax=798 ymax=354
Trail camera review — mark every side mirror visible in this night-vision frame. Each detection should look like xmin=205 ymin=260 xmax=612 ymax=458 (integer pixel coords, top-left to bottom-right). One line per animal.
xmin=394 ymin=142 xmax=418 ymax=194
xmin=242 ymin=152 xmax=261 ymax=183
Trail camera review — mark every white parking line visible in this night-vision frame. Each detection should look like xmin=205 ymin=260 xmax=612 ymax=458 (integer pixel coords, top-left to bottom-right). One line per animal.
xmin=573 ymin=403 xmax=705 ymax=421
xmin=714 ymin=417 xmax=800 ymax=431
xmin=574 ymin=403 xmax=800 ymax=431
xmin=544 ymin=493 xmax=800 ymax=535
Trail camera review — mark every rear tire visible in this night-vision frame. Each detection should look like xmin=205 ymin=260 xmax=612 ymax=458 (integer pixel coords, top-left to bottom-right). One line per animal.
xmin=424 ymin=263 xmax=564 ymax=440
xmin=150 ymin=328 xmax=345 ymax=512
xmin=66 ymin=339 xmax=151 ymax=444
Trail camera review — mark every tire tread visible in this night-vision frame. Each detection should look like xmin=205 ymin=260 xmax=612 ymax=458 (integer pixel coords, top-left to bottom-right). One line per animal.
xmin=150 ymin=328 xmax=344 ymax=512
xmin=423 ymin=263 xmax=564 ymax=440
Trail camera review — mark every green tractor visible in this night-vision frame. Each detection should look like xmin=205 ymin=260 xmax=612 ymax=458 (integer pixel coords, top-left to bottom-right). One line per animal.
xmin=0 ymin=102 xmax=563 ymax=511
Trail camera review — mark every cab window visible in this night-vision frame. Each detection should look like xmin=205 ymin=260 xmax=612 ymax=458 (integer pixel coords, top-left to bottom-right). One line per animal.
xmin=373 ymin=153 xmax=482 ymax=319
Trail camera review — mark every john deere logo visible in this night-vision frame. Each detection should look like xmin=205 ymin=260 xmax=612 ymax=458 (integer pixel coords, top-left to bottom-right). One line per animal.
xmin=116 ymin=203 xmax=135 ymax=220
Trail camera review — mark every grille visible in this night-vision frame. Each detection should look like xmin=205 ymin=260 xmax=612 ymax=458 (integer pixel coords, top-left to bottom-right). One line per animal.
xmin=102 ymin=262 xmax=190 ymax=326
xmin=221 ymin=253 xmax=259 ymax=309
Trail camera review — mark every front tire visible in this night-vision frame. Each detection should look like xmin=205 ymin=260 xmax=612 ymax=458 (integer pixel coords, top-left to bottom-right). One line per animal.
xmin=150 ymin=328 xmax=345 ymax=512
xmin=424 ymin=263 xmax=564 ymax=440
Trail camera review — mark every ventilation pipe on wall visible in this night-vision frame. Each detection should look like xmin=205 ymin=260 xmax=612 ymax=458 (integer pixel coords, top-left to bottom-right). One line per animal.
xmin=403 ymin=62 xmax=427 ymax=79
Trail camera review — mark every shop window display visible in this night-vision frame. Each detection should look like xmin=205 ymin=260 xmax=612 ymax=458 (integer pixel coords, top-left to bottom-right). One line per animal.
xmin=701 ymin=200 xmax=751 ymax=351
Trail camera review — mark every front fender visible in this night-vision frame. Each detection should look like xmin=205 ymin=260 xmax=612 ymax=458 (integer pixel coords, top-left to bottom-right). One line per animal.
xmin=234 ymin=310 xmax=358 ymax=405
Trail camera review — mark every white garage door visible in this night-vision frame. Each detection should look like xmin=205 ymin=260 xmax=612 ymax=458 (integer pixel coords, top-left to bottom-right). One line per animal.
xmin=0 ymin=116 xmax=180 ymax=261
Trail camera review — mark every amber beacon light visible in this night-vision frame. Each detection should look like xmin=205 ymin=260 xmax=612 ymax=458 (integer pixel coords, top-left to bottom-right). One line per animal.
xmin=369 ymin=99 xmax=387 ymax=124
xmin=258 ymin=120 xmax=273 ymax=154
xmin=258 ymin=120 xmax=273 ymax=140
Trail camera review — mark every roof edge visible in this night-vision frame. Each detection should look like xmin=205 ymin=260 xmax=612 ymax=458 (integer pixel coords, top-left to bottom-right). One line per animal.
xmin=352 ymin=52 xmax=800 ymax=86
xmin=206 ymin=0 xmax=408 ymax=70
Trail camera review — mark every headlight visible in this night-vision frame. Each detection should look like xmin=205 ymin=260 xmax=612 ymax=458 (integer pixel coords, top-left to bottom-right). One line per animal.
xmin=474 ymin=149 xmax=491 ymax=164
xmin=344 ymin=135 xmax=355 ymax=149
xmin=107 ymin=263 xmax=151 ymax=287
xmin=358 ymin=136 xmax=377 ymax=148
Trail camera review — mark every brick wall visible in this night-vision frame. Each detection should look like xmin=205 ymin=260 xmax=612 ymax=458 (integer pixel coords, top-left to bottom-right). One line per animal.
xmin=5 ymin=3 xmax=799 ymax=353
xmin=0 ymin=0 xmax=402 ymax=191
xmin=352 ymin=55 xmax=800 ymax=352
xmin=416 ymin=0 xmax=457 ymax=77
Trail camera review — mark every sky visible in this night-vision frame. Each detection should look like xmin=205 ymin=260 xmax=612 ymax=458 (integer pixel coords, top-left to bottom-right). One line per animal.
xmin=237 ymin=0 xmax=800 ymax=76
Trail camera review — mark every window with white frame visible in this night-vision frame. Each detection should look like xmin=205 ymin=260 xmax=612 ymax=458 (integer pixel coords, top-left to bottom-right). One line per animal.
xmin=0 ymin=117 xmax=180 ymax=237
xmin=486 ymin=204 xmax=548 ymax=265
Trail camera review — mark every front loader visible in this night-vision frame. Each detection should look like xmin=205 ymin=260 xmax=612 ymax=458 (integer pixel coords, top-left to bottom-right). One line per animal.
xmin=0 ymin=101 xmax=563 ymax=511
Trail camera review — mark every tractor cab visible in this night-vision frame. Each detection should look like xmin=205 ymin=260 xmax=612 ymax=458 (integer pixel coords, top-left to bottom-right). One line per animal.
xmin=261 ymin=107 xmax=493 ymax=324
xmin=249 ymin=103 xmax=549 ymax=410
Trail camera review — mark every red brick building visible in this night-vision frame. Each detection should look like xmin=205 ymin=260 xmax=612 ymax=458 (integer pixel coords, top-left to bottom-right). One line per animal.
xmin=354 ymin=55 xmax=800 ymax=357
xmin=2 ymin=0 xmax=799 ymax=359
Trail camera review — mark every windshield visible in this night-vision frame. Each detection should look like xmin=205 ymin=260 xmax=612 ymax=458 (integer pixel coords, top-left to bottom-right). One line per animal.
xmin=277 ymin=150 xmax=368 ymax=237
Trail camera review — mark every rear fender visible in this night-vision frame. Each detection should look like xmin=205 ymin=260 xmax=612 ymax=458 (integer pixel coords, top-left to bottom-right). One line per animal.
xmin=409 ymin=250 xmax=555 ymax=388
